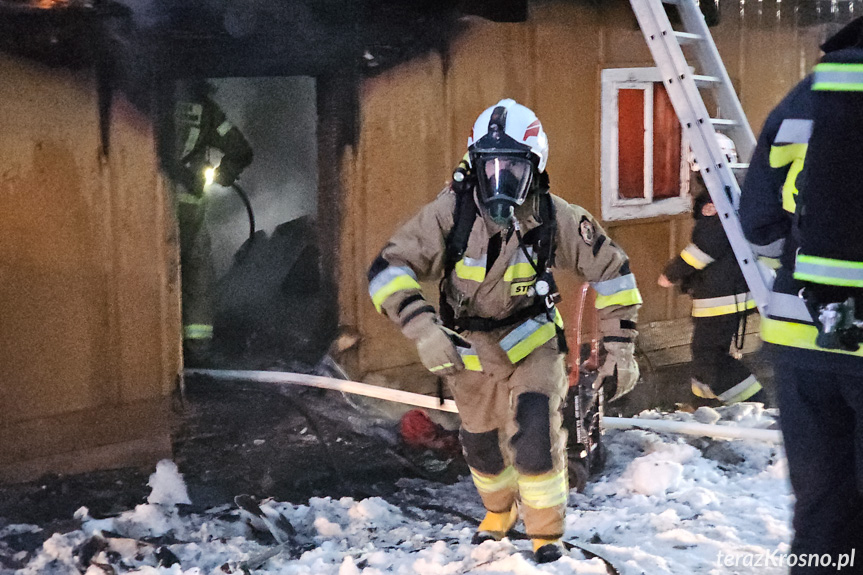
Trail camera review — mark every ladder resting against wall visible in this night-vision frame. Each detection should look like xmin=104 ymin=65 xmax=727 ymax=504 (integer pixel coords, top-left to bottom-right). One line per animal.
xmin=630 ymin=0 xmax=812 ymax=323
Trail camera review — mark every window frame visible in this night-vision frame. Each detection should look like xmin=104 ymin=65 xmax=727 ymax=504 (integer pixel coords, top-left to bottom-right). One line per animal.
xmin=600 ymin=67 xmax=691 ymax=221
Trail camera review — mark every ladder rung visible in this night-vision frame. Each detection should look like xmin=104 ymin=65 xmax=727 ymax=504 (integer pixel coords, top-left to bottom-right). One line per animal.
xmin=729 ymin=163 xmax=749 ymax=170
xmin=693 ymin=75 xmax=721 ymax=87
xmin=674 ymin=31 xmax=703 ymax=45
xmin=661 ymin=0 xmax=681 ymax=4
xmin=711 ymin=118 xmax=739 ymax=128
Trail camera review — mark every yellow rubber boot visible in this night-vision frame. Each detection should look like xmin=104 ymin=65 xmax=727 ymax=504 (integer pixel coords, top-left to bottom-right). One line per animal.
xmin=532 ymin=538 xmax=565 ymax=563
xmin=471 ymin=504 xmax=518 ymax=544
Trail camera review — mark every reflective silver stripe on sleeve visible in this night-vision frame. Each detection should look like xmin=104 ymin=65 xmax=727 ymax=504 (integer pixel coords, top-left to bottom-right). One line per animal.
xmin=681 ymin=243 xmax=715 ymax=269
xmin=368 ymin=265 xmax=418 ymax=297
xmin=216 ymin=120 xmax=233 ymax=136
xmin=794 ymin=260 xmax=863 ymax=285
xmin=590 ymin=273 xmax=638 ymax=296
xmin=499 ymin=315 xmax=544 ymax=352
xmin=752 ymin=238 xmax=785 ymax=259
xmin=774 ymin=119 xmax=813 ymax=144
xmin=812 ymin=69 xmax=863 ymax=89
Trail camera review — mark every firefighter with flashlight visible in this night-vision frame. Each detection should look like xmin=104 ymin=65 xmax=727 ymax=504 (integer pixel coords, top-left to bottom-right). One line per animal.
xmin=172 ymin=80 xmax=253 ymax=367
xmin=368 ymin=99 xmax=641 ymax=563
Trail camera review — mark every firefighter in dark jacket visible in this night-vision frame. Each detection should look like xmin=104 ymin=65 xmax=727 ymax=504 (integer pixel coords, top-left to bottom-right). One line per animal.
xmin=739 ymin=18 xmax=863 ymax=573
xmin=172 ymin=80 xmax=253 ymax=366
xmin=368 ymin=99 xmax=641 ymax=563
xmin=659 ymin=179 xmax=764 ymax=405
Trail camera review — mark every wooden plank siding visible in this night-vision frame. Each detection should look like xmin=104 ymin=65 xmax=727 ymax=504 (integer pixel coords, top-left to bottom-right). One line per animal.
xmin=344 ymin=0 xmax=832 ymax=380
xmin=0 ymin=54 xmax=177 ymax=482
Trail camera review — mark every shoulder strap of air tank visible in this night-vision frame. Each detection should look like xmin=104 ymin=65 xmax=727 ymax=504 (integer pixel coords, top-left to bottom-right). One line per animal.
xmin=440 ymin=189 xmax=478 ymax=329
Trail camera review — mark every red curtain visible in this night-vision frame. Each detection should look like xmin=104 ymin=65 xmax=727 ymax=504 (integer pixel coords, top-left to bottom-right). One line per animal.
xmin=617 ymin=84 xmax=682 ymax=202
xmin=652 ymin=84 xmax=682 ymax=200
xmin=617 ymin=89 xmax=645 ymax=199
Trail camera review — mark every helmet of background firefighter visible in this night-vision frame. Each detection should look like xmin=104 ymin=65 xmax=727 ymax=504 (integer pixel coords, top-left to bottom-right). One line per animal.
xmin=688 ymin=132 xmax=738 ymax=172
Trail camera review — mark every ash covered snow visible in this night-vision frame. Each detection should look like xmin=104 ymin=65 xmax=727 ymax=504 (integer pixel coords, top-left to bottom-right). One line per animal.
xmin=2 ymin=406 xmax=793 ymax=575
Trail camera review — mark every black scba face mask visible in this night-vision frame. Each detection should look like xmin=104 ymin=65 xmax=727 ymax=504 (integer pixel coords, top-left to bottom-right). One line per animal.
xmin=472 ymin=153 xmax=535 ymax=227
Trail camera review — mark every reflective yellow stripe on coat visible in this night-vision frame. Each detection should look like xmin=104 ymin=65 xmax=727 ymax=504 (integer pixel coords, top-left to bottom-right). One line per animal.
xmin=369 ymin=265 xmax=422 ymax=312
xmin=769 ymin=118 xmax=812 ymax=213
xmin=691 ymin=293 xmax=757 ymax=317
xmin=503 ymin=246 xmax=537 ymax=282
xmin=499 ymin=309 xmax=564 ymax=364
xmin=812 ymin=62 xmax=863 ymax=92
xmin=794 ymin=254 xmax=863 ymax=288
xmin=761 ymin=317 xmax=863 ymax=357
xmin=592 ymin=273 xmax=642 ymax=309
xmin=457 ymin=345 xmax=483 ymax=372
xmin=679 ymin=243 xmax=715 ymax=270
xmin=455 ymin=255 xmax=487 ymax=282
xmin=718 ymin=375 xmax=763 ymax=404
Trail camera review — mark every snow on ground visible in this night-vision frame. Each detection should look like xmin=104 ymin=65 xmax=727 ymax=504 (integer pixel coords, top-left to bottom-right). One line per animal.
xmin=2 ymin=404 xmax=791 ymax=575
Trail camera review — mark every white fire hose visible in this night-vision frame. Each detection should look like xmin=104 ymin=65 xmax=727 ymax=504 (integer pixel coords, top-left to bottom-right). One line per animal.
xmin=185 ymin=369 xmax=781 ymax=443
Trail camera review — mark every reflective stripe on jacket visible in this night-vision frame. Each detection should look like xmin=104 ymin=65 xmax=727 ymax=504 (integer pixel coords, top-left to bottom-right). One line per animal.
xmin=768 ymin=118 xmax=812 ymax=213
xmin=663 ymin=199 xmax=752 ymax=313
xmin=739 ymin=76 xmax=814 ymax=257
xmin=691 ymin=293 xmax=757 ymax=318
xmin=368 ymin=189 xmax=641 ymax=369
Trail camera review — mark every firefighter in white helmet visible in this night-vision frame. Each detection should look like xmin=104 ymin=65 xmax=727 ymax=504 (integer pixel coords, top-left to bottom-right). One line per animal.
xmin=368 ymin=99 xmax=642 ymax=563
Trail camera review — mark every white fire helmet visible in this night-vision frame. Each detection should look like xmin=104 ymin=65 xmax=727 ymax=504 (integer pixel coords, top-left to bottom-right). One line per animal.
xmin=467 ymin=99 xmax=548 ymax=226
xmin=468 ymin=98 xmax=549 ymax=173
xmin=689 ymin=133 xmax=738 ymax=172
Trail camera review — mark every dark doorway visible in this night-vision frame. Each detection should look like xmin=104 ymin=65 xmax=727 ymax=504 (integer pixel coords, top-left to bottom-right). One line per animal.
xmin=167 ymin=76 xmax=336 ymax=372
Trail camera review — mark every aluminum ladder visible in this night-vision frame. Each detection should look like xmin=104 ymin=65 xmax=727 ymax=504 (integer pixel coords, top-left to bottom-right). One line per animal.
xmin=629 ymin=0 xmax=811 ymax=322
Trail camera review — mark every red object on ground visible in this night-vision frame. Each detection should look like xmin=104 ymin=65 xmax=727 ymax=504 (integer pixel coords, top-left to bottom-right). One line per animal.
xmin=400 ymin=409 xmax=460 ymax=454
